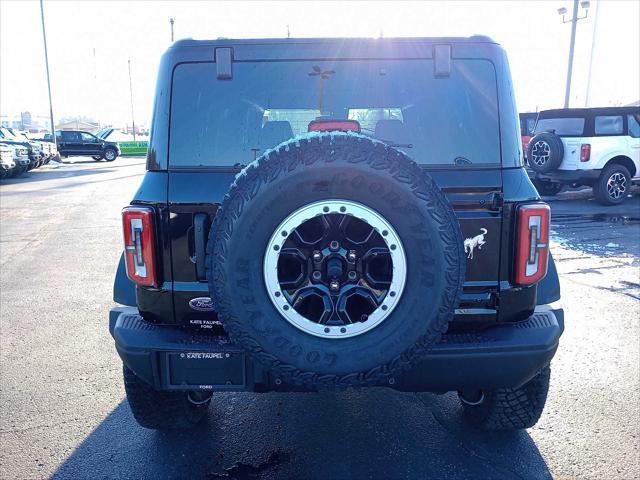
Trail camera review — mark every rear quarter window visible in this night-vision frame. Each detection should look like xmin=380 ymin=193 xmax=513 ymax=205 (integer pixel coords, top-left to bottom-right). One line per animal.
xmin=594 ymin=115 xmax=623 ymax=135
xmin=168 ymin=59 xmax=501 ymax=168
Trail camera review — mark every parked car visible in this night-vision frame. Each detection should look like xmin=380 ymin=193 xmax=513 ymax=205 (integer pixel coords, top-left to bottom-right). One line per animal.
xmin=8 ymin=129 xmax=50 ymax=166
xmin=55 ymin=130 xmax=120 ymax=161
xmin=0 ymin=144 xmax=16 ymax=178
xmin=0 ymin=142 xmax=30 ymax=177
xmin=111 ymin=36 xmax=563 ymax=432
xmin=0 ymin=127 xmax=43 ymax=170
xmin=26 ymin=132 xmax=59 ymax=163
xmin=527 ymin=107 xmax=640 ymax=204
xmin=519 ymin=112 xmax=537 ymax=158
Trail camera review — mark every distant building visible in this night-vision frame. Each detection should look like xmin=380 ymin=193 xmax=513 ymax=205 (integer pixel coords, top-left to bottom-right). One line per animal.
xmin=1 ymin=113 xmax=51 ymax=131
xmin=0 ymin=114 xmax=23 ymax=129
xmin=55 ymin=120 xmax=101 ymax=133
xmin=20 ymin=112 xmax=32 ymax=129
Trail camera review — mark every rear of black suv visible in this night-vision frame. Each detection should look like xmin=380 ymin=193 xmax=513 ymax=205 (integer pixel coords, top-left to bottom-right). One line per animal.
xmin=110 ymin=37 xmax=563 ymax=431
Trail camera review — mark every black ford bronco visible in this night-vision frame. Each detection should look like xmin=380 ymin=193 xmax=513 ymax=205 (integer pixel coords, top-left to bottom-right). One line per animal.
xmin=110 ymin=36 xmax=563 ymax=432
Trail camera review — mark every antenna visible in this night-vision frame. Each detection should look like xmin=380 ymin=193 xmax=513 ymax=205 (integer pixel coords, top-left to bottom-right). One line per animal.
xmin=287 ymin=24 xmax=290 ymax=38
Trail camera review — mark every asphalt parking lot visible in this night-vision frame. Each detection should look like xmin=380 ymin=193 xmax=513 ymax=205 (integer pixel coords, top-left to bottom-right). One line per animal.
xmin=1 ymin=157 xmax=638 ymax=480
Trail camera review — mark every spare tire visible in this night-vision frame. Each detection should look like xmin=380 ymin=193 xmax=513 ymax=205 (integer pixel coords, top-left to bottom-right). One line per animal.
xmin=527 ymin=132 xmax=564 ymax=173
xmin=207 ymin=133 xmax=465 ymax=388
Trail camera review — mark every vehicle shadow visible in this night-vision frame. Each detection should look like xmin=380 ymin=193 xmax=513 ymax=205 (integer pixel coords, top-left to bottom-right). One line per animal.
xmin=61 ymin=157 xmax=145 ymax=165
xmin=1 ymin=168 xmax=116 ymax=185
xmin=0 ymin=158 xmax=145 ymax=186
xmin=51 ymin=390 xmax=551 ymax=480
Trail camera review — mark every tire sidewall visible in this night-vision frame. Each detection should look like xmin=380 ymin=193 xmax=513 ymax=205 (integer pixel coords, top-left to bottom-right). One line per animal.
xmin=208 ymin=134 xmax=465 ymax=384
xmin=104 ymin=149 xmax=117 ymax=161
xmin=596 ymin=164 xmax=630 ymax=205
xmin=527 ymin=132 xmax=564 ymax=173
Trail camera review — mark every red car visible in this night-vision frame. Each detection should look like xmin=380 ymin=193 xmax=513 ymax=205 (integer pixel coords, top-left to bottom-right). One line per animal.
xmin=520 ymin=112 xmax=538 ymax=157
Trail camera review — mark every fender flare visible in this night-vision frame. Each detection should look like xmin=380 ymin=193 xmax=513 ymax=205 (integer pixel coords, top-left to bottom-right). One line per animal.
xmin=113 ymin=252 xmax=136 ymax=306
xmin=537 ymin=251 xmax=560 ymax=305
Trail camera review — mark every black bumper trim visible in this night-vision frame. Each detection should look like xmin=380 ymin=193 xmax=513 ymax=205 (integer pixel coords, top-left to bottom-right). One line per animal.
xmin=109 ymin=306 xmax=564 ymax=392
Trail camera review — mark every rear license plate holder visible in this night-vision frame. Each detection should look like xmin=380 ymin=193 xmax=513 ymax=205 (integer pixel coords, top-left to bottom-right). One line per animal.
xmin=165 ymin=351 xmax=246 ymax=389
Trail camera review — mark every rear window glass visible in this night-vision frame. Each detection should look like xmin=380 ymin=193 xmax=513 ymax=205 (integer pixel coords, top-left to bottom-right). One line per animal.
xmin=594 ymin=115 xmax=623 ymax=135
xmin=169 ymin=59 xmax=500 ymax=167
xmin=61 ymin=131 xmax=81 ymax=142
xmin=535 ymin=117 xmax=585 ymax=136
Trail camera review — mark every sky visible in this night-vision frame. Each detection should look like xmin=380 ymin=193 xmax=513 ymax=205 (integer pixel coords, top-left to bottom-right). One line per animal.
xmin=1 ymin=0 xmax=639 ymax=128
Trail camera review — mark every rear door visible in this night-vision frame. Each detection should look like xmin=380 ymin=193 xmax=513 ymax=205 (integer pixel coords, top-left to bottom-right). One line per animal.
xmin=166 ymin=51 xmax=504 ymax=327
xmin=59 ymin=131 xmax=83 ymax=156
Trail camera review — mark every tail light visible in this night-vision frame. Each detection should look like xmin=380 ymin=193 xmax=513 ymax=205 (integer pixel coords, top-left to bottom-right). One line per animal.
xmin=580 ymin=143 xmax=591 ymax=162
xmin=515 ymin=204 xmax=550 ymax=286
xmin=308 ymin=120 xmax=361 ymax=133
xmin=122 ymin=206 xmax=157 ymax=287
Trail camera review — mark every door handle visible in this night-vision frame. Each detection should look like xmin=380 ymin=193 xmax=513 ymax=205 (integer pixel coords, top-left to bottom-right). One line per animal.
xmin=194 ymin=213 xmax=209 ymax=281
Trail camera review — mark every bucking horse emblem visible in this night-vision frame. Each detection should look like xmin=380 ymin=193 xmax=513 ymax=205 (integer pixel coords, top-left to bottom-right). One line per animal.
xmin=464 ymin=228 xmax=488 ymax=259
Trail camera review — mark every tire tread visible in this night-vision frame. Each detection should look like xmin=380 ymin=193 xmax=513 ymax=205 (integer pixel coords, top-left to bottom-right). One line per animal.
xmin=206 ymin=132 xmax=465 ymax=388
xmin=461 ymin=366 xmax=551 ymax=431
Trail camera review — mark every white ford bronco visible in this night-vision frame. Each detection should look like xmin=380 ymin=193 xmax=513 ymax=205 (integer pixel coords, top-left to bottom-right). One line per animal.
xmin=526 ymin=107 xmax=640 ymax=204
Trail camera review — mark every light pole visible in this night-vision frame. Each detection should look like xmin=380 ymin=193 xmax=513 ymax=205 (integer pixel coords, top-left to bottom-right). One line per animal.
xmin=308 ymin=66 xmax=335 ymax=116
xmin=170 ymin=17 xmax=175 ymax=42
xmin=558 ymin=0 xmax=591 ymax=108
xmin=128 ymin=59 xmax=136 ymax=142
xmin=39 ymin=0 xmax=57 ymax=148
xmin=585 ymin=0 xmax=599 ymax=106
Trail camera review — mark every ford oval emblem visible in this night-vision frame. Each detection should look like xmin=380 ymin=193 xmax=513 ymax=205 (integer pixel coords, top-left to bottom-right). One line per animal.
xmin=189 ymin=297 xmax=214 ymax=312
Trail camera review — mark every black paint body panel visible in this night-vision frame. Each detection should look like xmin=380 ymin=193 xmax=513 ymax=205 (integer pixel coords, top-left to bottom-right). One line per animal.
xmin=113 ymin=166 xmax=555 ymax=328
xmin=113 ymin=37 xmax=560 ymax=332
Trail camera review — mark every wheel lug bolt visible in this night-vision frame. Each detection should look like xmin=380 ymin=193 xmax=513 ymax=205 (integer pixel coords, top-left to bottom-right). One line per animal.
xmin=329 ymin=241 xmax=340 ymax=251
xmin=330 ymin=280 xmax=340 ymax=291
xmin=347 ymin=250 xmax=356 ymax=262
xmin=312 ymin=251 xmax=322 ymax=262
xmin=348 ymin=271 xmax=357 ymax=281
xmin=312 ymin=271 xmax=322 ymax=281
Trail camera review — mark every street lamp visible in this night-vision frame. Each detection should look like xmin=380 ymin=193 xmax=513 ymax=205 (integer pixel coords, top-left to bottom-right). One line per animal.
xmin=558 ymin=0 xmax=591 ymax=108
xmin=39 ymin=0 xmax=57 ymax=150
xmin=128 ymin=59 xmax=136 ymax=142
xmin=308 ymin=66 xmax=335 ymax=115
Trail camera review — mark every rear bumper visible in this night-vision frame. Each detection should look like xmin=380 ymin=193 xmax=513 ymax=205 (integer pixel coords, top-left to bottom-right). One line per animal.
xmin=527 ymin=167 xmax=601 ymax=184
xmin=110 ymin=306 xmax=564 ymax=393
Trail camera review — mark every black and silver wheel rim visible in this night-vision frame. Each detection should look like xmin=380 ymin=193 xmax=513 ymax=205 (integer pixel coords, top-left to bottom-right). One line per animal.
xmin=606 ymin=172 xmax=627 ymax=199
xmin=105 ymin=150 xmax=116 ymax=160
xmin=530 ymin=140 xmax=551 ymax=166
xmin=264 ymin=200 xmax=406 ymax=339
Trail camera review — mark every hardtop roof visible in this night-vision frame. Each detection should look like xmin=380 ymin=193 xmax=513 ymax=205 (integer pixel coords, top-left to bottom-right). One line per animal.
xmin=163 ymin=35 xmax=504 ymax=64
xmin=539 ymin=106 xmax=640 ymax=118
xmin=170 ymin=35 xmax=498 ymax=49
